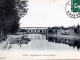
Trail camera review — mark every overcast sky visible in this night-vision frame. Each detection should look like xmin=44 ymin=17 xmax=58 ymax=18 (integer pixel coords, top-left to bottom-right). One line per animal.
xmin=20 ymin=0 xmax=80 ymax=27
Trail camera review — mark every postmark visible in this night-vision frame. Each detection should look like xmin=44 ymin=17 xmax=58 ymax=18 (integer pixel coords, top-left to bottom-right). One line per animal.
xmin=65 ymin=0 xmax=80 ymax=18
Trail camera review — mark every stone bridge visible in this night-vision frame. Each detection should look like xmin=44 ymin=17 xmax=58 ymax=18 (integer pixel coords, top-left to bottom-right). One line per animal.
xmin=19 ymin=27 xmax=48 ymax=34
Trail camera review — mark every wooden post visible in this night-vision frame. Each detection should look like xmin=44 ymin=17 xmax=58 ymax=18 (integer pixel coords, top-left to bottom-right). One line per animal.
xmin=7 ymin=40 xmax=9 ymax=51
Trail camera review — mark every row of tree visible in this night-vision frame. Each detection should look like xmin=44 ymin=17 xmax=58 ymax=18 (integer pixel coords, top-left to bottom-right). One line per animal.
xmin=0 ymin=0 xmax=28 ymax=41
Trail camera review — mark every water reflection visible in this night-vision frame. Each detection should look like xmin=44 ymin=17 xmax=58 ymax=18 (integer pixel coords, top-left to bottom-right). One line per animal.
xmin=46 ymin=36 xmax=80 ymax=50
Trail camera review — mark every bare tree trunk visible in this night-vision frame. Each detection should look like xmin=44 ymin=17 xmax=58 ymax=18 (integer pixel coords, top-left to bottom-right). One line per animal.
xmin=1 ymin=28 xmax=2 ymax=37
xmin=0 ymin=28 xmax=7 ymax=41
xmin=0 ymin=28 xmax=2 ymax=42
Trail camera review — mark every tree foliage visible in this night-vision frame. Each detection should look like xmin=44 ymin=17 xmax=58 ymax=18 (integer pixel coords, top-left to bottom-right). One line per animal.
xmin=0 ymin=0 xmax=28 ymax=37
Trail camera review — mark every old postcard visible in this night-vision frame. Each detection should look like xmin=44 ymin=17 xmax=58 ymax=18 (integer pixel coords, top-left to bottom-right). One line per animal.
xmin=0 ymin=0 xmax=80 ymax=60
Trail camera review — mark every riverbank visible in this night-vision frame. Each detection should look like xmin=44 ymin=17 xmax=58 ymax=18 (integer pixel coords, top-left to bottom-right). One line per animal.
xmin=43 ymin=34 xmax=80 ymax=40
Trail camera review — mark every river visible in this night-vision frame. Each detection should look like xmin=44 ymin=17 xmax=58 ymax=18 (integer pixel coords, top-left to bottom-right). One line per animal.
xmin=27 ymin=34 xmax=79 ymax=51
xmin=9 ymin=34 xmax=80 ymax=51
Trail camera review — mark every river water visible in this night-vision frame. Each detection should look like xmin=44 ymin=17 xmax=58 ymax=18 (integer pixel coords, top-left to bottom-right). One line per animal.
xmin=27 ymin=34 xmax=79 ymax=51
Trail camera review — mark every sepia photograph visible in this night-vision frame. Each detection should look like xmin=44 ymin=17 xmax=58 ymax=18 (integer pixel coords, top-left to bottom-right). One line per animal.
xmin=0 ymin=0 xmax=80 ymax=59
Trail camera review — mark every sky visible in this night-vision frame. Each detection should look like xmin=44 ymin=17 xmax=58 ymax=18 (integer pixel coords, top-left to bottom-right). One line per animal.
xmin=20 ymin=0 xmax=80 ymax=27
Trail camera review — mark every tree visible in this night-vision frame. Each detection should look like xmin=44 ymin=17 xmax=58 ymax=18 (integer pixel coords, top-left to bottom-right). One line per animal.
xmin=0 ymin=0 xmax=28 ymax=40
